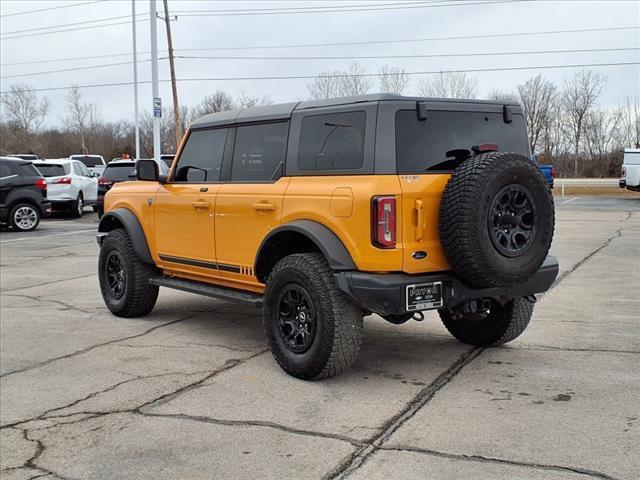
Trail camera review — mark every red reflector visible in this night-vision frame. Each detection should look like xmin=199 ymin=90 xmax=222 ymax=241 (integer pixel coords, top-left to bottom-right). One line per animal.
xmin=35 ymin=178 xmax=47 ymax=190
xmin=52 ymin=176 xmax=72 ymax=184
xmin=372 ymin=196 xmax=396 ymax=249
xmin=98 ymin=177 xmax=113 ymax=186
xmin=551 ymin=166 xmax=555 ymax=178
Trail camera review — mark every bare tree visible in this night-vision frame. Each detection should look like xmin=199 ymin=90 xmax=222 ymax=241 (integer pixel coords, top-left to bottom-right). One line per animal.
xmin=308 ymin=62 xmax=371 ymax=99
xmin=1 ymin=84 xmax=49 ymax=138
xmin=616 ymin=97 xmax=640 ymax=148
xmin=418 ymin=72 xmax=478 ymax=99
xmin=378 ymin=65 xmax=409 ymax=94
xmin=517 ymin=74 xmax=558 ymax=153
xmin=235 ymin=87 xmax=272 ymax=109
xmin=195 ymin=90 xmax=234 ymax=116
xmin=486 ymin=88 xmax=518 ymax=102
xmin=561 ymin=70 xmax=607 ymax=176
xmin=584 ymin=108 xmax=621 ymax=162
xmin=66 ymin=85 xmax=100 ymax=154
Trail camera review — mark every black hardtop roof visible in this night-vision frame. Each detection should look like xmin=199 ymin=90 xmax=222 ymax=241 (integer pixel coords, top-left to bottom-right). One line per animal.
xmin=190 ymin=93 xmax=521 ymax=129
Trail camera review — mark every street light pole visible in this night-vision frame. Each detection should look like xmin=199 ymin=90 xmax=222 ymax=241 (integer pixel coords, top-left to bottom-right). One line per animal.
xmin=150 ymin=0 xmax=161 ymax=163
xmin=132 ymin=0 xmax=140 ymax=160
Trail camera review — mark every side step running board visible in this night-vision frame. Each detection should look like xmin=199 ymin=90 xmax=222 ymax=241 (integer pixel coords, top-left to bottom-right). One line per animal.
xmin=149 ymin=276 xmax=263 ymax=307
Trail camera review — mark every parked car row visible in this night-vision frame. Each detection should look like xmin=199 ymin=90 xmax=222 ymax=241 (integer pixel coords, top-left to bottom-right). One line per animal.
xmin=0 ymin=155 xmax=172 ymax=231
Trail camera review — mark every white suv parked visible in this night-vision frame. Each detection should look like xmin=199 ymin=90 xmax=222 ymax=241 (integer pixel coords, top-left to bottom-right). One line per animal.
xmin=69 ymin=154 xmax=107 ymax=176
xmin=32 ymin=159 xmax=98 ymax=217
xmin=620 ymin=149 xmax=640 ymax=192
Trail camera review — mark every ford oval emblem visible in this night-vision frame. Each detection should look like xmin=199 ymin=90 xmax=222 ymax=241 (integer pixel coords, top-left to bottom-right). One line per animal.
xmin=412 ymin=251 xmax=427 ymax=260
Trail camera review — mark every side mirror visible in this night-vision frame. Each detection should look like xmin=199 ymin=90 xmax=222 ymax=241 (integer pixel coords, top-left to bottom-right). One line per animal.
xmin=136 ymin=159 xmax=159 ymax=181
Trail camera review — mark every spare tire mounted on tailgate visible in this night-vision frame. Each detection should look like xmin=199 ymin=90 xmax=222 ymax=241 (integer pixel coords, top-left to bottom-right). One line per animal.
xmin=439 ymin=151 xmax=554 ymax=288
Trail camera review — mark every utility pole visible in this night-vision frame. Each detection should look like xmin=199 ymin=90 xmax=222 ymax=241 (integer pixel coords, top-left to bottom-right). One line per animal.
xmin=131 ymin=0 xmax=140 ymax=159
xmin=150 ymin=0 xmax=160 ymax=163
xmin=163 ymin=0 xmax=181 ymax=149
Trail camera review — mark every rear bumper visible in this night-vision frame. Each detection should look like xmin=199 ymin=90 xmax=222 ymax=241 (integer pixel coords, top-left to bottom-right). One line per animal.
xmin=335 ymin=256 xmax=559 ymax=315
xmin=40 ymin=202 xmax=52 ymax=217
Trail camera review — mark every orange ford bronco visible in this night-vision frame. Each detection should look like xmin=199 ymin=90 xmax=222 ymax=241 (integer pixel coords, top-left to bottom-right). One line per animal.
xmin=97 ymin=94 xmax=558 ymax=379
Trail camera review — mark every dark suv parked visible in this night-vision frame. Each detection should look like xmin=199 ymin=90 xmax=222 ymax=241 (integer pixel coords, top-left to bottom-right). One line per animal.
xmin=0 ymin=157 xmax=52 ymax=231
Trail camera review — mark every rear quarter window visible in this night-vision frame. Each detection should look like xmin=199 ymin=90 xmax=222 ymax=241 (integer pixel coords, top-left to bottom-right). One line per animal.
xmin=298 ymin=111 xmax=366 ymax=171
xmin=395 ymin=110 xmax=530 ymax=173
xmin=19 ymin=164 xmax=42 ymax=177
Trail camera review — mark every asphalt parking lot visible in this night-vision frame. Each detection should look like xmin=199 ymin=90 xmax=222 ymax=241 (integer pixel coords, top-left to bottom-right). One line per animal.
xmin=1 ymin=196 xmax=638 ymax=480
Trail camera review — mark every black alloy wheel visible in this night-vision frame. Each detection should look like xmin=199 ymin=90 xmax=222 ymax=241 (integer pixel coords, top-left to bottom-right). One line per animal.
xmin=488 ymin=184 xmax=537 ymax=257
xmin=277 ymin=284 xmax=317 ymax=353
xmin=105 ymin=250 xmax=126 ymax=299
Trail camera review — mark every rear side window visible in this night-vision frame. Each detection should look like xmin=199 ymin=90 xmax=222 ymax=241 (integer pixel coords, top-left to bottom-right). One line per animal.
xmin=103 ymin=164 xmax=135 ymax=181
xmin=298 ymin=112 xmax=365 ymax=171
xmin=174 ymin=128 xmax=228 ymax=182
xmin=35 ymin=164 xmax=68 ymax=177
xmin=1 ymin=163 xmax=14 ymax=177
xmin=395 ymin=110 xmax=529 ymax=173
xmin=19 ymin=164 xmax=42 ymax=177
xmin=231 ymin=122 xmax=289 ymax=182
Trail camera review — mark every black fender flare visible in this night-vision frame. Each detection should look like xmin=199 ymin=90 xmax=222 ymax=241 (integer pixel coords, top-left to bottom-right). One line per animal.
xmin=98 ymin=208 xmax=153 ymax=264
xmin=254 ymin=220 xmax=356 ymax=282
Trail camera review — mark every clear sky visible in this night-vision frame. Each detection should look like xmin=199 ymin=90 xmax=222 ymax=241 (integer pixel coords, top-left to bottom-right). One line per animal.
xmin=1 ymin=0 xmax=639 ymax=126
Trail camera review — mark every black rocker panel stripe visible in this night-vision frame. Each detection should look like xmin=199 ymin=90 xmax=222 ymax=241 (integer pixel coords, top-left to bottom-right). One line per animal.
xmin=159 ymin=254 xmax=242 ymax=273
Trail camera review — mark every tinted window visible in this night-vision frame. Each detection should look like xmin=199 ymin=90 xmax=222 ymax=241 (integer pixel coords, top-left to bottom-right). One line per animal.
xmin=72 ymin=155 xmax=104 ymax=167
xmin=35 ymin=164 xmax=67 ymax=177
xmin=19 ymin=164 xmax=41 ymax=177
xmin=103 ymin=164 xmax=136 ymax=181
xmin=395 ymin=110 xmax=530 ymax=173
xmin=298 ymin=112 xmax=365 ymax=171
xmin=174 ymin=128 xmax=227 ymax=182
xmin=231 ymin=122 xmax=288 ymax=182
xmin=1 ymin=163 xmax=14 ymax=177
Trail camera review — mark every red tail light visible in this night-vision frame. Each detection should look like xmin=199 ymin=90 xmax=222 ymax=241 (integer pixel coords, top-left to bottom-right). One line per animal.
xmin=52 ymin=176 xmax=72 ymax=184
xmin=622 ymin=166 xmax=627 ymax=177
xmin=551 ymin=166 xmax=555 ymax=178
xmin=98 ymin=177 xmax=113 ymax=186
xmin=372 ymin=196 xmax=397 ymax=249
xmin=35 ymin=178 xmax=47 ymax=190
xmin=472 ymin=144 xmax=499 ymax=154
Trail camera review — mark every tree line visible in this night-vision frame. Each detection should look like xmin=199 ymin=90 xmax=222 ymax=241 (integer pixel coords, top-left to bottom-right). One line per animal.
xmin=1 ymin=65 xmax=638 ymax=177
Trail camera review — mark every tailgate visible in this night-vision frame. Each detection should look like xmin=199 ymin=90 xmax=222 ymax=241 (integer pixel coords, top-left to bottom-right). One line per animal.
xmin=399 ymin=174 xmax=451 ymax=274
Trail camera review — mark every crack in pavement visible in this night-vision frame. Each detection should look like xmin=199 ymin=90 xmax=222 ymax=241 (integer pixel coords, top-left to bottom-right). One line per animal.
xmin=378 ymin=445 xmax=624 ymax=480
xmin=327 ymin=347 xmax=484 ymax=479
xmin=0 ymin=315 xmax=195 ymax=379
xmin=493 ymin=345 xmax=640 ymax=355
xmin=114 ymin=342 xmax=258 ymax=353
xmin=548 ymin=212 xmax=634 ymax=292
xmin=4 ymin=293 xmax=94 ymax=315
xmin=139 ymin=411 xmax=366 ymax=448
xmin=1 ymin=273 xmax=97 ymax=294
xmin=0 ymin=427 xmax=71 ymax=480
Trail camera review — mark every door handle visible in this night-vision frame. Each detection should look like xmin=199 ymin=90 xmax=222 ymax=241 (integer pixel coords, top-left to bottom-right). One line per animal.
xmin=415 ymin=199 xmax=425 ymax=240
xmin=252 ymin=202 xmax=276 ymax=211
xmin=192 ymin=201 xmax=210 ymax=209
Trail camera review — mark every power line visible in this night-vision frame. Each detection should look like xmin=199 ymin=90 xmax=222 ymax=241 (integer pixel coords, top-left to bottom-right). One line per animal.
xmin=3 ymin=61 xmax=637 ymax=94
xmin=0 ymin=0 xmax=104 ymax=18
xmin=4 ymin=47 xmax=636 ymax=79
xmin=0 ymin=15 xmax=139 ymax=36
xmin=0 ymin=18 xmax=148 ymax=41
xmin=175 ymin=47 xmax=639 ymax=61
xmin=172 ymin=0 xmax=525 ymax=17
xmin=3 ymin=25 xmax=636 ymax=68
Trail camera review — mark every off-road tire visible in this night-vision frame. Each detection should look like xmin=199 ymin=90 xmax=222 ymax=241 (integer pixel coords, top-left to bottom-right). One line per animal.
xmin=98 ymin=228 xmax=159 ymax=317
xmin=70 ymin=193 xmax=84 ymax=218
xmin=439 ymin=297 xmax=533 ymax=346
xmin=439 ymin=152 xmax=554 ymax=288
xmin=263 ymin=253 xmax=363 ymax=380
xmin=9 ymin=203 xmax=40 ymax=232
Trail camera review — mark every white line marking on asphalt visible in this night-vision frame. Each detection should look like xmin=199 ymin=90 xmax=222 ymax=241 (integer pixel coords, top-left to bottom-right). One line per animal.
xmin=0 ymin=228 xmax=96 ymax=244
xmin=558 ymin=197 xmax=579 ymax=204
